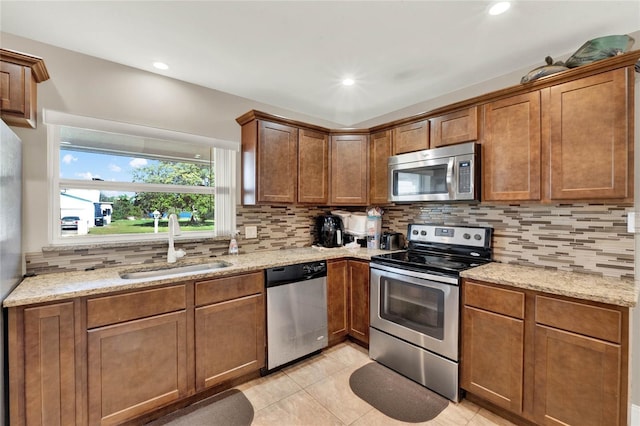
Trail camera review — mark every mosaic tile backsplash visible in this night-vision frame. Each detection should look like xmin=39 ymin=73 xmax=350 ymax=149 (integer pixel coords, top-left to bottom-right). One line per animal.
xmin=26 ymin=203 xmax=634 ymax=279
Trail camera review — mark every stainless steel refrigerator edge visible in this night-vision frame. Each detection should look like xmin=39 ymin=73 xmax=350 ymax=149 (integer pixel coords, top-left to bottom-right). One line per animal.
xmin=0 ymin=119 xmax=23 ymax=425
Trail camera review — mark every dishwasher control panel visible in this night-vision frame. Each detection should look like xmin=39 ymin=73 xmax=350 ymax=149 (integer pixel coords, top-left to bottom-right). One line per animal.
xmin=265 ymin=261 xmax=327 ymax=287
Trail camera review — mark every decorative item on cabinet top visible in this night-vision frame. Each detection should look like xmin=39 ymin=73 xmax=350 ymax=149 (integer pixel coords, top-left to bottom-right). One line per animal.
xmin=0 ymin=48 xmax=50 ymax=128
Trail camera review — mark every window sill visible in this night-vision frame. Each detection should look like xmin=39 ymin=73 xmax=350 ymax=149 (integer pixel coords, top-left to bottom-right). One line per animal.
xmin=43 ymin=235 xmax=231 ymax=253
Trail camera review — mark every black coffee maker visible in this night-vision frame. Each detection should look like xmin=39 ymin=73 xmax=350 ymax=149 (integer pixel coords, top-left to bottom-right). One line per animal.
xmin=315 ymin=214 xmax=344 ymax=248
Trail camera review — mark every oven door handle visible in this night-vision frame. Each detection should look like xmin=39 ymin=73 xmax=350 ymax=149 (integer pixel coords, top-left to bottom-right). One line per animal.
xmin=370 ymin=262 xmax=458 ymax=285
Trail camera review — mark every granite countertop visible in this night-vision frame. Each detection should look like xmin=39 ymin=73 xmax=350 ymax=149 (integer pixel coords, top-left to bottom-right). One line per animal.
xmin=461 ymin=262 xmax=638 ymax=307
xmin=3 ymin=247 xmax=390 ymax=308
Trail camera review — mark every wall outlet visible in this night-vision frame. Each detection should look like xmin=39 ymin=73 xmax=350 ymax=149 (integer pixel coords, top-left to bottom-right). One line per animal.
xmin=245 ymin=225 xmax=258 ymax=239
xmin=627 ymin=212 xmax=635 ymax=233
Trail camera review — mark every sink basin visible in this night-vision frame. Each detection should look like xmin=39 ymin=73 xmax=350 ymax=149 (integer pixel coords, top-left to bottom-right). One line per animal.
xmin=119 ymin=261 xmax=231 ymax=280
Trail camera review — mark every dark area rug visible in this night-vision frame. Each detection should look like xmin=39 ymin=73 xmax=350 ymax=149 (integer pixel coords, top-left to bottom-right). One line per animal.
xmin=146 ymin=389 xmax=254 ymax=426
xmin=349 ymin=362 xmax=449 ymax=423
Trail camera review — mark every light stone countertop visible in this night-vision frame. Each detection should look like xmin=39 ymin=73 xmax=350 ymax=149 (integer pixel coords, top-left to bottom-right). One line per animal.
xmin=6 ymin=248 xmax=638 ymax=308
xmin=3 ymin=247 xmax=390 ymax=308
xmin=460 ymin=262 xmax=638 ymax=307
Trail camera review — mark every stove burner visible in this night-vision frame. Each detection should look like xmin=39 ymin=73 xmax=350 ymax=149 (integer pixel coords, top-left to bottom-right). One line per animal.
xmin=407 ymin=254 xmax=468 ymax=270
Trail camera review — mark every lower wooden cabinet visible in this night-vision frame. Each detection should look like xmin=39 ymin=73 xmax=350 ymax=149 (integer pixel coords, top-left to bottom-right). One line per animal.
xmin=461 ymin=279 xmax=629 ymax=426
xmin=327 ymin=259 xmax=370 ymax=346
xmin=327 ymin=260 xmax=349 ymax=345
xmin=194 ymin=272 xmax=265 ymax=391
xmin=348 ymin=260 xmax=370 ymax=345
xmin=533 ymin=325 xmax=622 ymax=425
xmin=87 ymin=311 xmax=188 ymax=425
xmin=461 ymin=306 xmax=524 ymax=414
xmin=9 ymin=302 xmax=77 ymax=426
xmin=8 ymin=272 xmax=266 ymax=426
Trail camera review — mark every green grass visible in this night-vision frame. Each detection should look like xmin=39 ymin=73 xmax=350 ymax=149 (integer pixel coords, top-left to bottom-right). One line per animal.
xmin=88 ymin=219 xmax=214 ymax=235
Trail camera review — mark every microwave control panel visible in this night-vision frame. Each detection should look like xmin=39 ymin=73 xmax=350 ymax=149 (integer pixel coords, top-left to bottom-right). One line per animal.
xmin=458 ymin=161 xmax=472 ymax=193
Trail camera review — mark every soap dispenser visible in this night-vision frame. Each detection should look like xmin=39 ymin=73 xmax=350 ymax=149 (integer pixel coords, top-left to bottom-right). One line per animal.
xmin=228 ymin=231 xmax=239 ymax=255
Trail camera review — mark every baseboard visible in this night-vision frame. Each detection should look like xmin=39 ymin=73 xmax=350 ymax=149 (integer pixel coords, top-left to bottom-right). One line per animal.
xmin=632 ymin=404 xmax=640 ymax=426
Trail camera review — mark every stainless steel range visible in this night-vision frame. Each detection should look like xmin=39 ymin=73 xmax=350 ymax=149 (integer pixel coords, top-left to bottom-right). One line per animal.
xmin=369 ymin=223 xmax=493 ymax=402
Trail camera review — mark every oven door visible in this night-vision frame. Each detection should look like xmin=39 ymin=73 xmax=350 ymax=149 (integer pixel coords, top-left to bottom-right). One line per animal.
xmin=370 ymin=263 xmax=459 ymax=361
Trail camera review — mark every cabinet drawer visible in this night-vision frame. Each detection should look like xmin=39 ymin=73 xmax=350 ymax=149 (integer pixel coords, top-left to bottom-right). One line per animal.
xmin=87 ymin=285 xmax=186 ymax=329
xmin=195 ymin=272 xmax=263 ymax=306
xmin=463 ymin=281 xmax=524 ymax=319
xmin=535 ymin=296 xmax=621 ymax=343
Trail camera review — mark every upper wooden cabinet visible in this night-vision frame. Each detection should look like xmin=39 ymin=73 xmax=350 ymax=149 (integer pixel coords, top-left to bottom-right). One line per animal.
xmin=329 ymin=133 xmax=369 ymax=205
xmin=238 ymin=51 xmax=639 ymax=206
xmin=0 ymin=49 xmax=49 ymax=128
xmin=392 ymin=119 xmax=428 ymax=154
xmin=483 ymin=92 xmax=541 ymax=201
xmin=241 ymin=119 xmax=299 ymax=205
xmin=483 ymin=68 xmax=632 ymax=203
xmin=429 ymin=106 xmax=479 ymax=148
xmin=548 ymin=68 xmax=631 ymax=201
xmin=369 ymin=130 xmax=392 ymax=205
xmin=298 ymin=128 xmax=329 ymax=204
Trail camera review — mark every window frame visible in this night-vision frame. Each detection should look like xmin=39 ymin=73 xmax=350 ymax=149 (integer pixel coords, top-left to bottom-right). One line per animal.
xmin=45 ymin=110 xmax=238 ymax=246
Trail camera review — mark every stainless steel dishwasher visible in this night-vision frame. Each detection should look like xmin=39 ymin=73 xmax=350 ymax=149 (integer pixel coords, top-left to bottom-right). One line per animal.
xmin=265 ymin=261 xmax=328 ymax=370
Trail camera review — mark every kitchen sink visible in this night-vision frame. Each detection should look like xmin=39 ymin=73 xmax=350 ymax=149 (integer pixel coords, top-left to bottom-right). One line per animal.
xmin=119 ymin=261 xmax=231 ymax=280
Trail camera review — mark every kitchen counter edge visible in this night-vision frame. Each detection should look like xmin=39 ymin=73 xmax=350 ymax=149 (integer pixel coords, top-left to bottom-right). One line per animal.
xmin=461 ymin=262 xmax=638 ymax=307
xmin=3 ymin=247 xmax=387 ymax=308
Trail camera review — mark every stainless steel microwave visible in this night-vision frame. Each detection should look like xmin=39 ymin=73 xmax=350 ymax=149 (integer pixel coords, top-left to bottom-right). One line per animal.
xmin=388 ymin=142 xmax=479 ymax=202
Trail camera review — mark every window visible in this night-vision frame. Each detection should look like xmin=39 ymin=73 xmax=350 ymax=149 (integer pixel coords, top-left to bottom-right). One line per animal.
xmin=45 ymin=110 xmax=239 ymax=244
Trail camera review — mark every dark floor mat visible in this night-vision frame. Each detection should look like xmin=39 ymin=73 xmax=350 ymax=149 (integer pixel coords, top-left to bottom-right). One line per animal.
xmin=146 ymin=389 xmax=254 ymax=426
xmin=349 ymin=362 xmax=449 ymax=423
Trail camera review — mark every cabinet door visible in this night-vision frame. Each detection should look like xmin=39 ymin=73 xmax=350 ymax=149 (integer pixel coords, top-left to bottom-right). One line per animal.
xmin=329 ymin=134 xmax=369 ymax=205
xmin=0 ymin=61 xmax=30 ymax=116
xmin=348 ymin=260 xmax=370 ymax=344
xmin=18 ymin=303 xmax=77 ymax=426
xmin=195 ymin=293 xmax=265 ymax=391
xmin=258 ymin=120 xmax=298 ymax=203
xmin=461 ymin=306 xmax=524 ymax=414
xmin=298 ymin=128 xmax=329 ymax=204
xmin=430 ymin=106 xmax=479 ymax=148
xmin=327 ymin=260 xmax=349 ymax=345
xmin=483 ymin=92 xmax=541 ymax=201
xmin=392 ymin=120 xmax=428 ymax=154
xmin=548 ymin=68 xmax=630 ymax=200
xmin=369 ymin=130 xmax=392 ymax=205
xmin=87 ymin=311 xmax=188 ymax=425
xmin=534 ymin=325 xmax=622 ymax=426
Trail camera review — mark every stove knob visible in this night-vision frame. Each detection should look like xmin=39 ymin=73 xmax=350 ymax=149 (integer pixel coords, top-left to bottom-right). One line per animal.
xmin=474 ymin=234 xmax=482 ymax=240
xmin=463 ymin=233 xmax=471 ymax=240
xmin=412 ymin=230 xmax=419 ymax=235
xmin=420 ymin=230 xmax=427 ymax=236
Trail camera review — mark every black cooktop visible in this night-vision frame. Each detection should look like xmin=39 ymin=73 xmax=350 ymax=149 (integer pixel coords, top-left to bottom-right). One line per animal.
xmin=370 ymin=223 xmax=494 ymax=277
xmin=371 ymin=249 xmax=491 ymax=276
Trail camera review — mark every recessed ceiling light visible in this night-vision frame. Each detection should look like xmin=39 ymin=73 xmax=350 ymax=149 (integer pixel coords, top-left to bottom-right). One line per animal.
xmin=489 ymin=1 xmax=510 ymax=15
xmin=342 ymin=78 xmax=355 ymax=86
xmin=153 ymin=62 xmax=169 ymax=70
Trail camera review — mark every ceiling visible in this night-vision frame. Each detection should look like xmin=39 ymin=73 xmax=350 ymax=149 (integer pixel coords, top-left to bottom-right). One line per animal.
xmin=1 ymin=1 xmax=639 ymax=127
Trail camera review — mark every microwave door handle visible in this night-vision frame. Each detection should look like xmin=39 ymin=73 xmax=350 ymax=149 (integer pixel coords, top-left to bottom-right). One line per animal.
xmin=446 ymin=157 xmax=455 ymax=197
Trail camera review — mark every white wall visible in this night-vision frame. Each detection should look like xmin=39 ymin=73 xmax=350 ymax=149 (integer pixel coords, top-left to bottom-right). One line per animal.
xmin=0 ymin=32 xmax=344 ymax=253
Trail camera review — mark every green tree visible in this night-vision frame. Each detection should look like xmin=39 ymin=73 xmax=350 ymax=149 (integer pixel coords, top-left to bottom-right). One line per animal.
xmin=132 ymin=161 xmax=213 ymax=223
xmin=112 ymin=194 xmax=142 ymax=220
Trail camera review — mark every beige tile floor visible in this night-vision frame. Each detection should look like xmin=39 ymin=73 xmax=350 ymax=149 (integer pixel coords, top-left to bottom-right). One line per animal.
xmin=229 ymin=341 xmax=515 ymax=426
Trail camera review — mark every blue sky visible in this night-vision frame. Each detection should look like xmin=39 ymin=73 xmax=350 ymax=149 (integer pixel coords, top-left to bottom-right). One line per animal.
xmin=60 ymin=150 xmax=156 ymax=182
